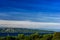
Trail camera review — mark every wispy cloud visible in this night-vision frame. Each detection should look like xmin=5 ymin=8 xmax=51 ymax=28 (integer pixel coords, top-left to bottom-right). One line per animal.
xmin=0 ymin=13 xmax=10 ymax=17
xmin=0 ymin=12 xmax=60 ymax=23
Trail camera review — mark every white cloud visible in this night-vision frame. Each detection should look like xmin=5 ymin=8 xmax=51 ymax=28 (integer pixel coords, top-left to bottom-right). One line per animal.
xmin=0 ymin=20 xmax=60 ymax=29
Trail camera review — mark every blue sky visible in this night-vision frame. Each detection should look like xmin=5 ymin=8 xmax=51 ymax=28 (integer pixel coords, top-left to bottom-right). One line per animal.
xmin=0 ymin=0 xmax=60 ymax=23
xmin=0 ymin=0 xmax=60 ymax=30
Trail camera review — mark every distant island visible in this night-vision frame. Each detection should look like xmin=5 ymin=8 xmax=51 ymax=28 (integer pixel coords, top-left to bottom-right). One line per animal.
xmin=0 ymin=28 xmax=54 ymax=33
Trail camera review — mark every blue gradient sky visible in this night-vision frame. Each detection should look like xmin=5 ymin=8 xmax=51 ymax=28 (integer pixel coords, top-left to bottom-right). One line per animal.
xmin=0 ymin=0 xmax=60 ymax=30
xmin=0 ymin=0 xmax=60 ymax=23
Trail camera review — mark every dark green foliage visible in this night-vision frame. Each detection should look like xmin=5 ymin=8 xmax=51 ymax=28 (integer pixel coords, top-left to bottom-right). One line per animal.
xmin=40 ymin=34 xmax=53 ymax=40
xmin=52 ymin=32 xmax=60 ymax=40
xmin=0 ymin=37 xmax=2 ymax=40
xmin=18 ymin=34 xmax=25 ymax=40
xmin=24 ymin=36 xmax=30 ymax=40
xmin=30 ymin=32 xmax=40 ymax=40
xmin=1 ymin=32 xmax=60 ymax=40
xmin=4 ymin=36 xmax=17 ymax=40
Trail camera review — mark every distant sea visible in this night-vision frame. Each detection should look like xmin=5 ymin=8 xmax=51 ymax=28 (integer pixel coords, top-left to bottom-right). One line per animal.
xmin=0 ymin=32 xmax=54 ymax=36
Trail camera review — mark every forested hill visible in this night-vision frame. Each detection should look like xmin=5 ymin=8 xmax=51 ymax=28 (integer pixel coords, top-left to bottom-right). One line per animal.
xmin=0 ymin=28 xmax=54 ymax=33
